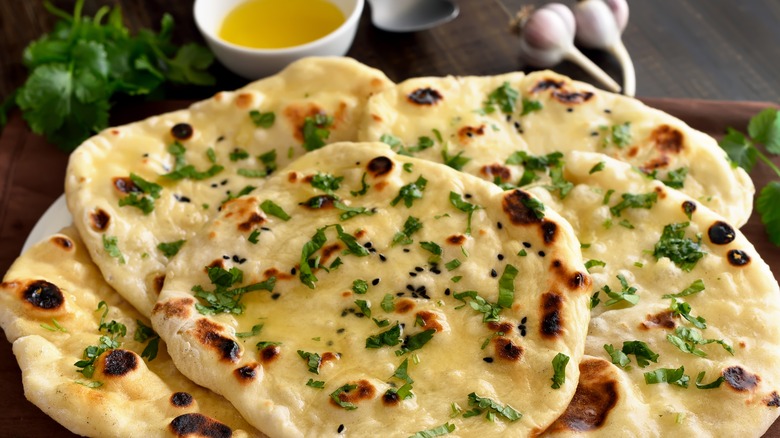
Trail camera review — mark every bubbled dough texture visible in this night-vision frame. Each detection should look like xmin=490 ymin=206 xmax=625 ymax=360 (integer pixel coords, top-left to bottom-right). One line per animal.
xmin=153 ymin=142 xmax=592 ymax=437
xmin=0 ymin=227 xmax=261 ymax=437
xmin=358 ymin=70 xmax=754 ymax=229
xmin=532 ymin=153 xmax=780 ymax=437
xmin=66 ymin=57 xmax=393 ymax=317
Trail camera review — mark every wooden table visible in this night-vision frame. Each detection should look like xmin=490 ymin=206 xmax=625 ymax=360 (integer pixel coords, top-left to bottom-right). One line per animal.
xmin=1 ymin=1 xmax=779 ymax=437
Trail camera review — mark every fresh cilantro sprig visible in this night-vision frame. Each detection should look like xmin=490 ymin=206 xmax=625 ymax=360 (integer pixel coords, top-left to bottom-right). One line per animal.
xmin=464 ymin=393 xmax=522 ymax=422
xmin=5 ymin=0 xmax=214 ymax=150
xmin=74 ymin=301 xmax=127 ymax=379
xmin=193 ymin=266 xmax=276 ymax=315
xmin=719 ymin=108 xmax=780 ymax=245
xmin=134 ymin=319 xmax=160 ymax=361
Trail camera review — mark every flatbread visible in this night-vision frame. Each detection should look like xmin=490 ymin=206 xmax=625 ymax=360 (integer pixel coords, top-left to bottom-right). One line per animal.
xmin=526 ymin=153 xmax=780 ymax=437
xmin=152 ymin=142 xmax=592 ymax=437
xmin=358 ymin=70 xmax=754 ymax=228
xmin=66 ymin=57 xmax=392 ymax=317
xmin=0 ymin=227 xmax=262 ymax=437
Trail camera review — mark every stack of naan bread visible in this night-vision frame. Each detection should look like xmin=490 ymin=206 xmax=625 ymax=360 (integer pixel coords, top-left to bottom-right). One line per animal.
xmin=2 ymin=57 xmax=778 ymax=437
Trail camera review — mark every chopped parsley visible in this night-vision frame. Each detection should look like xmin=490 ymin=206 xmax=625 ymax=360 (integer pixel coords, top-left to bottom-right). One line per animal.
xmin=299 ymin=225 xmax=369 ymax=288
xmin=668 ymin=298 xmax=707 ymax=329
xmin=193 ymin=266 xmax=276 ymax=315
xmin=584 ymin=259 xmax=606 ymax=272
xmin=551 ymin=353 xmax=569 ymax=389
xmin=259 ymin=150 xmax=278 ymax=173
xmin=589 ymin=161 xmax=606 ymax=174
xmin=506 ymin=151 xmax=564 ymax=187
xmin=306 ymin=379 xmax=325 ymax=389
xmin=658 ymin=167 xmax=689 ymax=189
xmin=695 ymin=371 xmax=725 ymax=389
xmin=297 ymin=350 xmax=322 ymax=374
xmin=330 ymin=383 xmax=358 ymax=410
xmin=497 ymin=264 xmax=518 ymax=309
xmin=350 ymin=172 xmax=370 ymax=196
xmin=396 ymin=329 xmax=436 ymax=356
xmin=220 ymin=185 xmax=256 ymax=205
xmin=229 ymin=148 xmax=249 ymax=161
xmin=454 ymin=291 xmax=501 ymax=323
xmin=521 ymin=98 xmax=543 ymax=116
xmin=603 ymin=344 xmax=630 ymax=368
xmin=391 ymin=176 xmax=428 ymax=207
xmin=163 ymin=142 xmax=224 ymax=180
xmin=117 ymin=173 xmax=162 ymax=214
xmin=392 ymin=216 xmax=423 ymax=246
xmin=381 ymin=294 xmax=395 ymax=312
xmin=609 ymin=192 xmax=658 ymax=217
xmin=366 ymin=323 xmax=403 ymax=349
xmin=74 ymin=302 xmax=126 ymax=379
xmin=653 ymin=222 xmax=705 ymax=272
xmin=482 ymin=82 xmax=519 ymax=114
xmin=445 ymin=259 xmax=462 ymax=271
xmin=662 ymin=279 xmax=705 ymax=299
xmin=465 ymin=392 xmax=522 ymax=422
xmin=409 ymin=422 xmax=456 ymax=438
xmin=644 ymin=366 xmax=689 ymax=388
xmin=260 ymin=200 xmax=291 ymax=221
xmin=420 ymin=241 xmax=443 ymax=258
xmin=352 ymin=279 xmax=369 ymax=295
xmin=449 ymin=192 xmax=480 ymax=235
xmin=207 ymin=148 xmax=217 ymax=163
xmin=249 ymin=110 xmax=275 ymax=128
xmin=521 ymin=196 xmax=545 ymax=220
xmin=386 ymin=358 xmax=415 ymax=400
xmin=545 ymin=167 xmax=573 ymax=199
xmin=157 ymin=239 xmax=186 ymax=258
xmin=237 ymin=168 xmax=267 ymax=178
xmin=310 ymin=173 xmax=343 ymax=196
xmin=134 ymin=319 xmax=160 ymax=361
xmin=247 ymin=229 xmax=261 ymax=244
xmin=355 ymin=299 xmax=371 ymax=318
xmin=621 ymin=340 xmax=660 ymax=367
xmin=334 ymin=201 xmax=374 ymax=221
xmin=601 ymin=274 xmax=639 ymax=306
xmin=102 ymin=235 xmax=125 ymax=264
xmin=302 ymin=114 xmax=333 ymax=151
xmin=601 ymin=122 xmax=632 ymax=148
xmin=380 ymin=134 xmax=434 ymax=156
xmin=442 ymin=143 xmax=471 ymax=171
xmin=235 ymin=323 xmax=264 ymax=338
xmin=666 ymin=326 xmax=734 ymax=357
xmin=40 ymin=318 xmax=67 ymax=332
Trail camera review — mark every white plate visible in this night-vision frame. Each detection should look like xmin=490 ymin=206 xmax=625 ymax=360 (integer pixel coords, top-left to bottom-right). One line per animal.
xmin=21 ymin=194 xmax=72 ymax=254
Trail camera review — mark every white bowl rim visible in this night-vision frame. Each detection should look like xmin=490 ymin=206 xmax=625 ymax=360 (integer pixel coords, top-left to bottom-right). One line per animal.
xmin=194 ymin=0 xmax=365 ymax=55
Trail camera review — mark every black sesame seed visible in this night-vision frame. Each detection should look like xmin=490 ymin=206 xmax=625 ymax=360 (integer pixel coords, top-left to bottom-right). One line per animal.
xmin=174 ymin=194 xmax=191 ymax=203
xmin=505 ymin=115 xmax=512 ymax=122
xmin=372 ymin=278 xmax=380 ymax=286
xmin=211 ymin=183 xmax=219 ymax=188
xmin=220 ymin=179 xmax=228 ymax=186
xmin=431 ymin=268 xmax=441 ymax=275
xmin=369 ymin=248 xmax=377 ymax=253
xmin=403 ymin=248 xmax=411 ymax=253
xmin=465 ymin=194 xmax=472 ymax=199
xmin=222 ymin=255 xmax=230 ymax=260
xmin=217 ymin=135 xmax=225 ymax=142
xmin=467 ymin=132 xmax=474 ymax=138
xmin=490 ymin=269 xmax=498 ymax=278
xmin=363 ymin=242 xmax=373 ymax=248
xmin=604 ymin=109 xmax=612 ymax=114
xmin=142 ymin=153 xmax=149 ymax=158
xmin=337 ymin=424 xmax=345 ymax=434
xmin=497 ymin=254 xmax=504 ymax=261
xmin=379 ymin=254 xmax=387 ymax=262
xmin=261 ymin=227 xmax=271 ymax=231
xmin=406 ymin=285 xmax=415 ymax=292
xmin=590 ymin=131 xmax=599 ymax=137
xmin=538 ymin=251 xmax=546 ymax=257
xmin=523 ymin=242 xmax=532 ymax=248
xmin=444 ymin=288 xmax=451 ymax=296
xmin=514 ymin=121 xmax=520 ymax=129
xmin=497 ymin=222 xmax=503 ymax=229
xmin=232 ymin=255 xmax=240 ymax=262
xmin=521 ymin=316 xmax=527 ymax=324
xmin=409 ymin=272 xmax=417 ymax=277
xmin=171 ymin=123 xmax=193 ymax=140
xmin=483 ymin=357 xmax=494 ymax=363
xmin=337 ymin=328 xmax=345 ymax=334
xmin=271 ymin=293 xmax=281 ymax=300
xmin=341 ymin=310 xmax=348 ymax=317
xmin=327 ymin=341 xmax=333 ymax=346
xmin=520 ymin=329 xmax=527 ymax=337
xmin=415 ymin=266 xmax=424 ymax=272
xmin=566 ymin=108 xmax=573 ymax=113
xmin=397 ymin=292 xmax=405 ymax=297
xmin=290 ymin=267 xmax=297 ymax=275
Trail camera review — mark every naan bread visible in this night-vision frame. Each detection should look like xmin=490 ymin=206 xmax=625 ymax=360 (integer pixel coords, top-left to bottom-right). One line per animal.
xmin=66 ymin=57 xmax=392 ymax=317
xmin=527 ymin=153 xmax=780 ymax=437
xmin=152 ymin=142 xmax=592 ymax=437
xmin=0 ymin=227 xmax=262 ymax=437
xmin=358 ymin=70 xmax=753 ymax=228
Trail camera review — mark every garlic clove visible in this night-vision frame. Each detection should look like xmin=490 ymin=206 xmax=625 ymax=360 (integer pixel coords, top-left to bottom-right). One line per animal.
xmin=574 ymin=0 xmax=620 ymax=48
xmin=523 ymin=8 xmax=573 ymax=51
xmin=605 ymin=0 xmax=629 ymax=32
xmin=541 ymin=3 xmax=576 ymax=39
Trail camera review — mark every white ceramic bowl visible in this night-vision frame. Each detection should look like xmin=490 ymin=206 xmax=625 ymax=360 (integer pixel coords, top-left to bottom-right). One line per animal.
xmin=194 ymin=0 xmax=364 ymax=79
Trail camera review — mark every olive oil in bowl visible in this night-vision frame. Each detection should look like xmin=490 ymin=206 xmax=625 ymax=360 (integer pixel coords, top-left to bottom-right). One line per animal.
xmin=219 ymin=0 xmax=346 ymax=49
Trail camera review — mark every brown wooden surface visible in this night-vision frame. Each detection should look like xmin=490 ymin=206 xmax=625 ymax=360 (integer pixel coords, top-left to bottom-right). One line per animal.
xmin=1 ymin=0 xmax=780 ymax=437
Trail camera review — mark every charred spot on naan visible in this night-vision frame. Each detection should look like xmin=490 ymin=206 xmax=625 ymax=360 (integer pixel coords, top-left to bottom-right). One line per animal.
xmin=727 ymin=249 xmax=751 ymax=267
xmin=493 ymin=337 xmax=523 ymax=361
xmin=458 ymin=125 xmax=485 ymax=143
xmin=234 ymin=363 xmax=259 ymax=383
xmin=540 ymin=292 xmax=564 ymax=338
xmin=170 ymin=123 xmax=194 ymax=141
xmin=19 ymin=280 xmax=65 ymax=311
xmin=112 ymin=176 xmax=142 ymax=195
xmin=640 ymin=310 xmax=677 ymax=330
xmin=234 ymin=93 xmax=253 ymax=109
xmin=259 ymin=344 xmax=281 ymax=363
xmin=502 ymin=190 xmax=543 ymax=225
xmin=480 ymin=164 xmax=511 ymax=182
xmin=284 ymin=103 xmax=327 ymax=142
xmin=367 ymin=156 xmax=394 ymax=177
xmin=552 ymin=90 xmax=594 ymax=105
xmin=766 ymin=391 xmax=780 ymax=407
xmin=407 ymin=87 xmax=443 ymax=106
xmin=331 ymin=380 xmax=376 ymax=407
xmin=169 ymin=413 xmax=232 ymax=438
xmin=682 ymin=200 xmax=697 ymax=218
xmin=547 ymin=358 xmax=619 ymax=432
xmin=170 ymin=392 xmax=194 ymax=408
xmin=302 ymin=195 xmax=336 ymax=210
xmin=50 ymin=235 xmax=74 ymax=251
xmin=395 ymin=298 xmax=415 ymax=314
xmin=708 ymin=221 xmax=736 ymax=245
xmin=98 ymin=349 xmax=139 ymax=377
xmin=639 ymin=125 xmax=685 ymax=171
xmin=723 ymin=366 xmax=760 ymax=392
xmin=193 ymin=319 xmax=242 ymax=362
xmin=569 ymin=272 xmax=591 ymax=290
xmin=89 ymin=208 xmax=111 ymax=231
xmin=530 ymin=78 xmax=565 ymax=93
xmin=149 ymin=273 xmax=166 ymax=295
xmin=447 ymin=234 xmax=466 ymax=245
xmin=416 ymin=311 xmax=443 ymax=332
xmin=152 ymin=297 xmax=194 ymax=320
xmin=540 ymin=221 xmax=558 ymax=245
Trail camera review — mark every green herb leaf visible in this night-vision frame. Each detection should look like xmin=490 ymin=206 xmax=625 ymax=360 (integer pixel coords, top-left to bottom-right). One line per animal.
xmin=610 ymin=192 xmax=658 ymax=217
xmin=653 ymin=222 xmax=705 ymax=272
xmin=497 ymin=264 xmax=518 ymax=309
xmin=352 ymin=279 xmax=369 ymax=295
xmin=102 ymin=235 xmax=125 ymax=264
xmin=248 ymin=229 xmax=261 ymax=244
xmin=235 ymin=323 xmax=264 ymax=338
xmin=330 ymin=383 xmax=358 ymax=410
xmin=445 ymin=259 xmax=462 ymax=271
xmin=621 ymin=340 xmax=659 ymax=368
xmin=334 ymin=201 xmax=374 ymax=221
xmin=718 ymin=127 xmax=757 ymax=171
xmin=392 ymin=176 xmax=428 ymax=207
xmin=757 ymin=181 xmax=780 ymax=246
xmin=157 ymin=239 xmax=186 ymax=258
xmin=644 ymin=366 xmax=689 ymax=388
xmin=482 ymin=82 xmax=519 ymax=114
xmin=420 ymin=241 xmax=443 ymax=257
xmin=695 ymin=371 xmax=725 ymax=389
xmin=249 ymin=110 xmax=275 ymax=128
xmin=662 ymin=279 xmax=705 ymax=299
xmin=355 ymin=299 xmax=371 ymax=318
xmin=601 ymin=274 xmax=639 ymax=307
xmin=306 ymin=378 xmax=325 ymax=389
xmin=260 ymin=200 xmax=291 ymax=221
xmin=302 ymin=114 xmax=333 ymax=151
xmin=381 ymin=294 xmax=395 ymax=312
xmin=408 ymin=422 xmax=456 ymax=438
xmin=393 ymin=216 xmax=423 ymax=246
xmin=442 ymin=144 xmax=471 ymax=171
xmin=521 ymin=196 xmax=545 ymax=219
xmin=396 ymin=329 xmax=436 ymax=355
xmin=589 ymin=161 xmax=606 ymax=174
xmin=40 ymin=318 xmax=67 ymax=332
xmin=453 ymin=291 xmax=501 ymax=323
xmin=584 ymin=259 xmax=606 ymax=271
xmin=193 ymin=267 xmax=276 ymax=315
xmin=521 ymin=98 xmax=543 ymax=116
xmin=350 ymin=172 xmax=370 ymax=196
xmin=550 ymin=353 xmax=569 ymax=389
xmin=669 ymin=298 xmax=707 ymax=329
xmin=229 ymin=148 xmax=249 ymax=161
xmin=299 ymin=227 xmax=328 ymax=288
xmin=134 ymin=319 xmax=160 ymax=361
xmin=449 ymin=192 xmax=480 ymax=235
xmin=366 ymin=323 xmax=402 ymax=349
xmin=747 ymin=108 xmax=780 ymax=153
xmin=466 ymin=392 xmax=522 ymax=422
xmin=604 ymin=344 xmax=630 ymax=368
xmin=297 ymin=350 xmax=322 ymax=374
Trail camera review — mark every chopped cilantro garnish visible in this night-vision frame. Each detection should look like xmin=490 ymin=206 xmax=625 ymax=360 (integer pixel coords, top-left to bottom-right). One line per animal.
xmin=420 ymin=241 xmax=443 ymax=260
xmin=662 ymin=279 xmax=705 ymax=298
xmin=408 ymin=422 xmax=456 ymax=438
xmin=521 ymin=98 xmax=543 ymax=116
xmin=249 ymin=110 xmax=275 ymax=128
xmin=206 ymin=147 xmax=217 ymax=163
xmin=391 ymin=176 xmax=428 ymax=207
xmin=667 ymin=326 xmax=733 ymax=357
xmin=392 ymin=216 xmax=423 ymax=245
xmin=603 ymin=344 xmax=630 ymax=368
xmin=247 ymin=229 xmax=261 ymax=244
xmin=603 ymin=189 xmax=616 ymax=205
xmin=229 ymin=148 xmax=249 ymax=161
xmin=453 ymin=291 xmax=501 ymax=322
xmin=259 ymin=150 xmax=277 ymax=172
xmin=609 ymin=192 xmax=658 ymax=217
xmin=193 ymin=266 xmax=276 ymax=315
xmin=550 ymin=353 xmax=569 ymax=389
xmin=396 ymin=329 xmax=436 ymax=356
xmin=366 ymin=323 xmax=402 ymax=349
xmin=381 ymin=294 xmax=395 ymax=312
xmin=256 ymin=341 xmax=281 ymax=350
xmin=235 ymin=323 xmax=264 ymax=338
xmin=602 ymin=122 xmax=632 ymax=148
xmin=163 ymin=142 xmax=224 ymax=180
xmin=465 ymin=392 xmax=522 ymax=422
xmin=521 ymin=196 xmax=545 ymax=219
xmin=653 ymin=222 xmax=705 ymax=272
xmin=445 ymin=259 xmax=462 ymax=271
xmin=589 ymin=291 xmax=601 ymax=309
xmin=306 ymin=378 xmax=325 ymax=389
xmin=449 ymin=192 xmax=480 ymax=235
xmin=584 ymin=259 xmax=606 ymax=272
xmin=545 ymin=167 xmax=573 ymax=199
xmin=134 ymin=319 xmax=160 ymax=361
xmin=118 ymin=173 xmax=162 ymax=214
xmin=334 ymin=201 xmax=374 ymax=221
xmin=355 ymin=299 xmax=371 ymax=318
xmin=352 ymin=279 xmax=369 ymax=295
xmin=330 ymin=383 xmax=358 ymax=410
xmin=40 ymin=318 xmax=67 ymax=332
xmin=102 ymin=235 xmax=125 ymax=264
xmin=668 ymin=298 xmax=707 ymax=329
xmin=386 ymin=358 xmax=415 ymax=400
xmin=299 ymin=225 xmax=368 ymax=288
xmin=602 ymin=274 xmax=639 ymax=306
xmin=350 ymin=172 xmax=370 ymax=196
xmin=497 ymin=264 xmax=518 ymax=308
xmin=311 ymin=173 xmax=343 ymax=195
xmin=659 ymin=167 xmax=689 ymax=189
xmin=695 ymin=371 xmax=725 ymax=389
xmin=442 ymin=144 xmax=471 ymax=171
xmin=75 ymin=302 xmax=126 ymax=379
xmin=482 ymin=82 xmax=519 ymax=114
xmin=237 ymin=168 xmax=267 ymax=178
xmin=220 ymin=185 xmax=256 ymax=205
xmin=260 ymin=200 xmax=291 ymax=221
xmin=297 ymin=350 xmax=322 ymax=374
xmin=157 ymin=239 xmax=186 ymax=258
xmin=589 ymin=161 xmax=606 ymax=174
xmin=621 ymin=340 xmax=659 ymax=368
xmin=302 ymin=114 xmax=333 ymax=151
xmin=644 ymin=366 xmax=689 ymax=388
